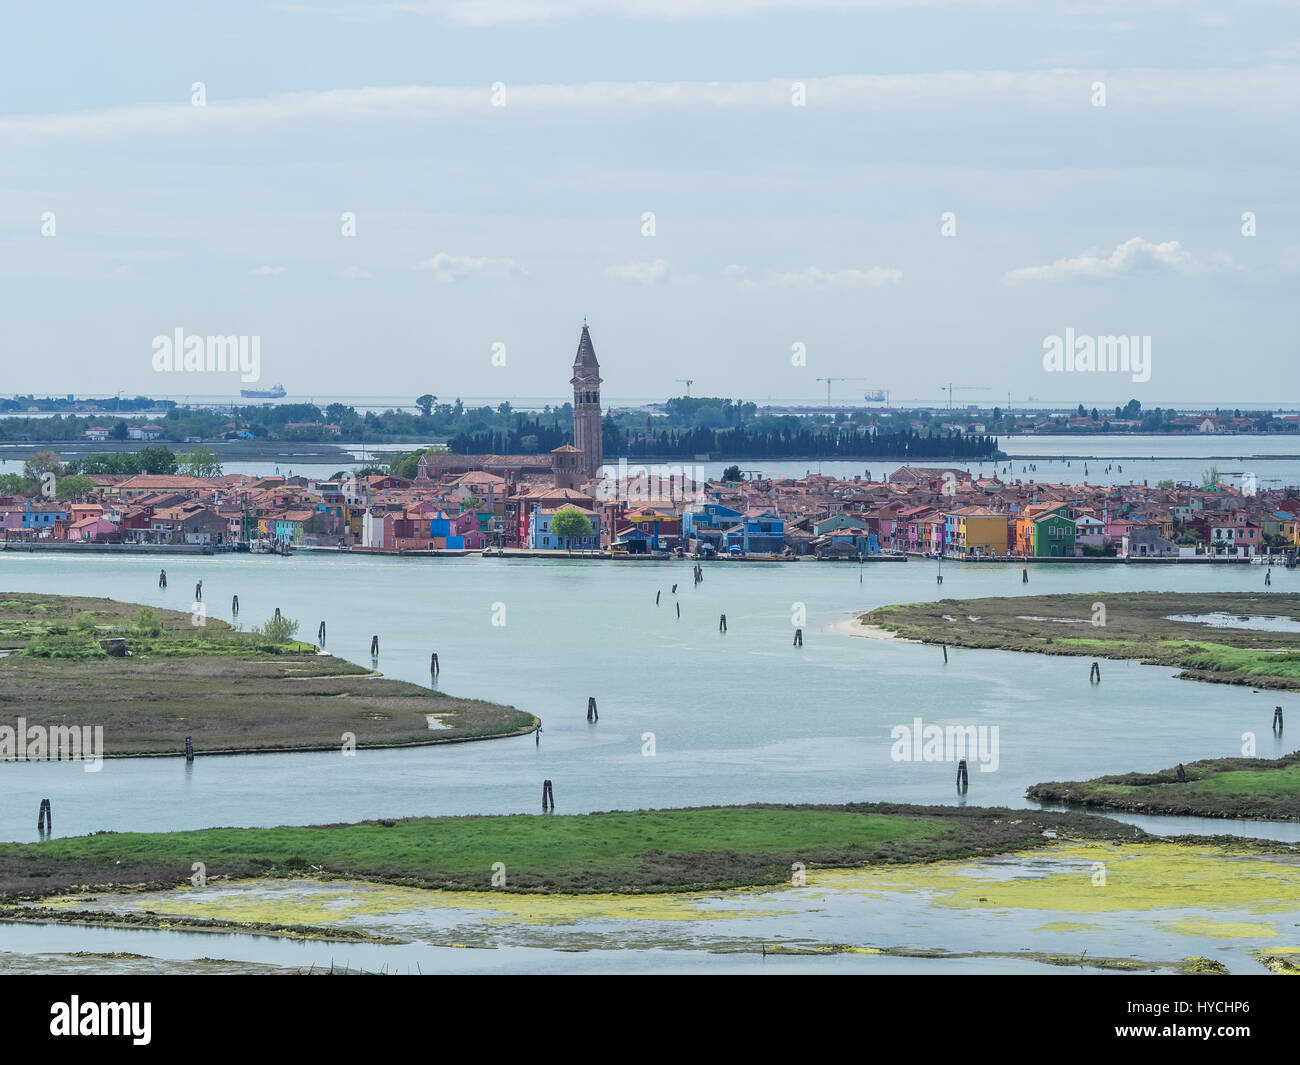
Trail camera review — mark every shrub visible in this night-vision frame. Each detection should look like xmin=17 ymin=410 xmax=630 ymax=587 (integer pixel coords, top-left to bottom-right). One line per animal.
xmin=73 ymin=611 xmax=97 ymax=631
xmin=133 ymin=607 xmax=163 ymax=637
xmin=255 ymin=614 xmax=300 ymax=644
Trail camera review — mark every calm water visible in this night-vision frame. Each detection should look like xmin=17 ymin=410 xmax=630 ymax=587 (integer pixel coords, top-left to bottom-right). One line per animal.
xmin=0 ymin=552 xmax=1296 ymax=844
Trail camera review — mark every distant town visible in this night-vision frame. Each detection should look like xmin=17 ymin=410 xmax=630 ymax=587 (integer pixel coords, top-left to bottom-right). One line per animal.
xmin=3 ymin=326 xmax=1299 ymax=561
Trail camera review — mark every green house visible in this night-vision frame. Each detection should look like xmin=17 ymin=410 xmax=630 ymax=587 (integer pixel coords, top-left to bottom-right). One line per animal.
xmin=1032 ymin=510 xmax=1076 ymax=557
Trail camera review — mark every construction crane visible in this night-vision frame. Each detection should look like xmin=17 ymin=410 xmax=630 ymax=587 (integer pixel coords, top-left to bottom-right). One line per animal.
xmin=939 ymin=383 xmax=989 ymax=410
xmin=676 ymin=378 xmax=695 ymax=397
xmin=815 ymin=376 xmax=868 ymax=404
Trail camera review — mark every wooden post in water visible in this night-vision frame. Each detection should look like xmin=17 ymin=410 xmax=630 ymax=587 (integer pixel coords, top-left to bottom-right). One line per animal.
xmin=719 ymin=614 xmax=727 ymax=633
xmin=656 ymin=590 xmax=661 ymax=605
xmin=1090 ymin=661 xmax=1101 ymax=684
xmin=955 ymin=760 xmax=968 ymax=791
xmin=37 ymin=798 xmax=51 ymax=831
xmin=676 ymin=602 xmax=680 ymax=619
xmin=942 ymin=643 xmax=948 ymax=663
xmin=231 ymin=594 xmax=239 ymax=617
xmin=1275 ymin=706 xmax=1284 ymax=732
xmin=672 ymin=584 xmax=678 ymax=594
xmin=430 ymin=652 xmax=440 ymax=675
xmin=318 ymin=621 xmax=326 ymax=643
xmin=794 ymin=628 xmax=803 ymax=647
xmin=587 ymin=697 xmax=598 ymax=723
xmin=274 ymin=607 xmax=282 ymax=621
xmin=194 ymin=581 xmax=202 ymax=601
xmin=1266 ymin=570 xmax=1272 ymax=586
xmin=184 ymin=735 xmax=193 ymax=762
xmin=1022 ymin=568 xmax=1028 ymax=583
xmin=370 ymin=635 xmax=379 ymax=657
xmin=542 ymin=779 xmax=554 ymax=811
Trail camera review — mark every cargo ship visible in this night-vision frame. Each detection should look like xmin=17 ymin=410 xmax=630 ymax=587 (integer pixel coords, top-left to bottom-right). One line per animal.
xmin=240 ymin=383 xmax=286 ymax=399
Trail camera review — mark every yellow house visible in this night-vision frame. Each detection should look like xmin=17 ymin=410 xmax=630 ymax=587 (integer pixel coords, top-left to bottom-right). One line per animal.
xmin=950 ymin=506 xmax=1009 ymax=557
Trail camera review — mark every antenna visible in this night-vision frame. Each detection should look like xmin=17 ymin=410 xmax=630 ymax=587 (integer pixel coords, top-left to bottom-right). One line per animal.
xmin=675 ymin=379 xmax=695 ymax=397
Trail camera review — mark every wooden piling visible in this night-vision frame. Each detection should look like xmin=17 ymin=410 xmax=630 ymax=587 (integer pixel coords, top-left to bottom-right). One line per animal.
xmin=942 ymin=643 xmax=948 ymax=663
xmin=194 ymin=582 xmax=202 ymax=601
xmin=370 ymin=635 xmax=379 ymax=657
xmin=430 ymin=652 xmax=440 ymax=675
xmin=1022 ymin=568 xmax=1028 ymax=583
xmin=37 ymin=798 xmax=51 ymax=832
xmin=542 ymin=779 xmax=554 ymax=811
xmin=955 ymin=760 xmax=968 ymax=790
xmin=184 ymin=735 xmax=193 ymax=763
xmin=672 ymin=584 xmax=678 ymax=594
xmin=274 ymin=607 xmax=281 ymax=621
xmin=158 ymin=569 xmax=167 ymax=589
xmin=231 ymin=595 xmax=239 ymax=616
xmin=1275 ymin=706 xmax=1284 ymax=731
xmin=587 ymin=697 xmax=598 ymax=723
xmin=656 ymin=590 xmax=661 ymax=605
xmin=1090 ymin=661 xmax=1101 ymax=684
xmin=676 ymin=602 xmax=680 ymax=619
xmin=719 ymin=614 xmax=727 ymax=633
xmin=794 ymin=628 xmax=803 ymax=647
xmin=318 ymin=621 xmax=326 ymax=643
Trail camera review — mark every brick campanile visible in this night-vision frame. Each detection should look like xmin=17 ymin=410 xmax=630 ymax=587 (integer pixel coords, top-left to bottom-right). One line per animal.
xmin=570 ymin=320 xmax=603 ymax=478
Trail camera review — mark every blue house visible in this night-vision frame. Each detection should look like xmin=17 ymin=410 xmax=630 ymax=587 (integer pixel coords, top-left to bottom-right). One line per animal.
xmin=23 ymin=501 xmax=69 ymax=530
xmin=682 ymin=502 xmax=744 ymax=549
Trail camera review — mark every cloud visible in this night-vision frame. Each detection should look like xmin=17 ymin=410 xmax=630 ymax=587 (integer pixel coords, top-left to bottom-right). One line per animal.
xmin=767 ymin=265 xmax=901 ymax=289
xmin=341 ymin=265 xmax=372 ymax=278
xmin=412 ymin=252 xmax=526 ymax=281
xmin=722 ymin=263 xmax=748 ymax=276
xmin=6 ymin=69 xmax=1297 ymax=142
xmin=608 ymin=258 xmax=668 ymax=284
xmin=1004 ymin=237 xmax=1193 ymax=282
xmin=251 ymin=265 xmax=285 ymax=276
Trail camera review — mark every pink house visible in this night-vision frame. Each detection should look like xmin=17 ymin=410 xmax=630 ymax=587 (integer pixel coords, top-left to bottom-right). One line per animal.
xmin=67 ymin=516 xmax=118 ymax=541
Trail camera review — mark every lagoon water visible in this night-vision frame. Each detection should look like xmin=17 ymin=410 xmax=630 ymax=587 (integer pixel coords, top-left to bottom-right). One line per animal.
xmin=1 ymin=551 xmax=1296 ymax=844
xmin=3 ymin=545 xmax=1300 ymax=972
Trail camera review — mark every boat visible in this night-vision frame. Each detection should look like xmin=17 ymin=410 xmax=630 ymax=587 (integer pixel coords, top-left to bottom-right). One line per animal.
xmin=240 ymin=383 xmax=286 ymax=399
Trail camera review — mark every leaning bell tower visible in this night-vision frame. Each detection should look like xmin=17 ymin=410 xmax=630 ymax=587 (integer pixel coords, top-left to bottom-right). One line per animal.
xmin=570 ymin=320 xmax=603 ymax=478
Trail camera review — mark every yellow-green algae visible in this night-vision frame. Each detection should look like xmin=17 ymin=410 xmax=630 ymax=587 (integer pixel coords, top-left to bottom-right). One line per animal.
xmin=806 ymin=842 xmax=1300 ymax=916
xmin=1033 ymin=921 xmax=1100 ymax=932
xmin=40 ymin=879 xmax=796 ymax=928
xmin=1161 ymin=920 xmax=1278 ymax=939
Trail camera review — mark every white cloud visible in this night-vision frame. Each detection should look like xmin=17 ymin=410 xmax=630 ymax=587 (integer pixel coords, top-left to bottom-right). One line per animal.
xmin=251 ymin=265 xmax=285 ymax=276
xmin=722 ymin=263 xmax=748 ymax=275
xmin=341 ymin=265 xmax=372 ymax=278
xmin=1004 ymin=236 xmax=1193 ymax=282
xmin=413 ymin=252 xmax=526 ymax=281
xmin=768 ymin=265 xmax=902 ymax=289
xmin=5 ymin=68 xmax=1296 ymax=142
xmin=609 ymin=258 xmax=668 ymax=284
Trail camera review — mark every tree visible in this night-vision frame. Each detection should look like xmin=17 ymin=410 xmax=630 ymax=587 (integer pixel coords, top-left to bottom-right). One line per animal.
xmin=462 ymin=495 xmax=483 ymax=511
xmin=23 ymin=450 xmax=62 ymax=480
xmin=549 ymin=508 xmax=593 ymax=553
xmin=137 ymin=446 xmax=178 ymax=475
xmin=721 ymin=464 xmax=742 ymax=482
xmin=416 ymin=394 xmax=435 ymax=417
xmin=55 ymin=475 xmax=97 ymax=498
xmin=177 ymin=446 xmax=223 ymax=478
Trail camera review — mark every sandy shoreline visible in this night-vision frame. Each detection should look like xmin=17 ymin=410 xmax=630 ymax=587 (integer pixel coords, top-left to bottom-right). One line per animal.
xmin=830 ymin=616 xmax=911 ymax=641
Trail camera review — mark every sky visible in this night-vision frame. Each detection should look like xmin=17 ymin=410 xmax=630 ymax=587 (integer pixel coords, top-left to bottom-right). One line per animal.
xmin=1 ymin=0 xmax=1298 ymax=410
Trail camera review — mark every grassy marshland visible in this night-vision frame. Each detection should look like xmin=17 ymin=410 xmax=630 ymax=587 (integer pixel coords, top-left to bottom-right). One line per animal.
xmin=0 ymin=804 xmax=1140 ymax=899
xmin=859 ymin=592 xmax=1300 ymax=690
xmin=0 ymin=593 xmax=536 ymax=755
xmin=1028 ymin=752 xmax=1300 ymax=821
